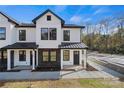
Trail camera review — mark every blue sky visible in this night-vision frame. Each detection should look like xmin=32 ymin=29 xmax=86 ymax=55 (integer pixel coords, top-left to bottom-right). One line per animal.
xmin=0 ymin=5 xmax=124 ymax=24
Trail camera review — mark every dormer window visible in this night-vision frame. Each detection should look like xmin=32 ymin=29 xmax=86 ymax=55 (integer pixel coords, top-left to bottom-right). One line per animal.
xmin=47 ymin=15 xmax=51 ymax=21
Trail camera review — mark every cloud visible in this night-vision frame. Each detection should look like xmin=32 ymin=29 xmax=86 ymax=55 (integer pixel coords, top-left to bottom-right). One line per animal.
xmin=83 ymin=18 xmax=92 ymax=22
xmin=54 ymin=5 xmax=67 ymax=12
xmin=70 ymin=15 xmax=82 ymax=24
xmin=93 ymin=6 xmax=110 ymax=15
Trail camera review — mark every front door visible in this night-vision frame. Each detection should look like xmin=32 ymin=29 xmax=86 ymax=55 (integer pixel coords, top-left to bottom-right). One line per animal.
xmin=18 ymin=50 xmax=29 ymax=66
xmin=30 ymin=51 xmax=32 ymax=66
xmin=74 ymin=51 xmax=80 ymax=65
xmin=11 ymin=51 xmax=14 ymax=68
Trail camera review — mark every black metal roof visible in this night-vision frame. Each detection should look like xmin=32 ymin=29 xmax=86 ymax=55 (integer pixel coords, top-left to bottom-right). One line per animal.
xmin=1 ymin=42 xmax=38 ymax=49
xmin=32 ymin=9 xmax=65 ymax=24
xmin=16 ymin=23 xmax=36 ymax=27
xmin=59 ymin=42 xmax=88 ymax=49
xmin=63 ymin=24 xmax=85 ymax=28
xmin=0 ymin=11 xmax=19 ymax=25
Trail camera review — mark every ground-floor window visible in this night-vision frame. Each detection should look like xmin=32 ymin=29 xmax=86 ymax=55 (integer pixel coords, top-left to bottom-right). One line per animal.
xmin=43 ymin=51 xmax=49 ymax=62
xmin=50 ymin=51 xmax=56 ymax=61
xmin=63 ymin=50 xmax=70 ymax=61
xmin=19 ymin=50 xmax=26 ymax=61
xmin=42 ymin=50 xmax=57 ymax=62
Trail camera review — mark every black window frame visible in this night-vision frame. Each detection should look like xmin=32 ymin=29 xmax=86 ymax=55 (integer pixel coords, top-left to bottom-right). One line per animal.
xmin=19 ymin=50 xmax=26 ymax=61
xmin=63 ymin=50 xmax=70 ymax=61
xmin=0 ymin=27 xmax=6 ymax=40
xmin=41 ymin=28 xmax=48 ymax=40
xmin=63 ymin=30 xmax=70 ymax=41
xmin=19 ymin=30 xmax=26 ymax=41
xmin=47 ymin=15 xmax=51 ymax=21
xmin=49 ymin=28 xmax=57 ymax=40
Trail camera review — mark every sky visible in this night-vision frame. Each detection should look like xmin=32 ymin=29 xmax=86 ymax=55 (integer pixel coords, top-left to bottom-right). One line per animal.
xmin=0 ymin=5 xmax=124 ymax=25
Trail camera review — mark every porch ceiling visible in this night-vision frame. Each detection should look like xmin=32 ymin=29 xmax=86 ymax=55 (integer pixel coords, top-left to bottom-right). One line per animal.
xmin=59 ymin=42 xmax=88 ymax=49
xmin=1 ymin=42 xmax=38 ymax=49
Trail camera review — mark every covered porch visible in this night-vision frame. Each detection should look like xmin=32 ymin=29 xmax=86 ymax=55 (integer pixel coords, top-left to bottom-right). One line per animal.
xmin=59 ymin=42 xmax=88 ymax=69
xmin=1 ymin=42 xmax=38 ymax=70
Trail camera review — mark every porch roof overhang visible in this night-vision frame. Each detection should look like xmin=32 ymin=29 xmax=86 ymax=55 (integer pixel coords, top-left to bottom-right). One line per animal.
xmin=58 ymin=42 xmax=88 ymax=49
xmin=1 ymin=42 xmax=38 ymax=49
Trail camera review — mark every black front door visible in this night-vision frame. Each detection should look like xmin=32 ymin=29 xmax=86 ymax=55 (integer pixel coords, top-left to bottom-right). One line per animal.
xmin=30 ymin=51 xmax=32 ymax=66
xmin=74 ymin=51 xmax=80 ymax=65
xmin=11 ymin=51 xmax=14 ymax=68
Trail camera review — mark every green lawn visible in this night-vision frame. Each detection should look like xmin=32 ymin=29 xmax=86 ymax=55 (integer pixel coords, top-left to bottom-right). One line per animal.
xmin=0 ymin=79 xmax=124 ymax=88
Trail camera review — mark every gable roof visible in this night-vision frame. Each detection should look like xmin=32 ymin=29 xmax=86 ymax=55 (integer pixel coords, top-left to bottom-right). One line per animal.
xmin=0 ymin=11 xmax=19 ymax=25
xmin=32 ymin=9 xmax=65 ymax=24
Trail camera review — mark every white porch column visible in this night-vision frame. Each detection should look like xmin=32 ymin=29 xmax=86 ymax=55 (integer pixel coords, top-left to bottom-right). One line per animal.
xmin=36 ymin=49 xmax=38 ymax=66
xmin=32 ymin=50 xmax=35 ymax=70
xmin=61 ymin=49 xmax=63 ymax=69
xmin=7 ymin=49 xmax=11 ymax=70
xmin=84 ymin=49 xmax=87 ymax=69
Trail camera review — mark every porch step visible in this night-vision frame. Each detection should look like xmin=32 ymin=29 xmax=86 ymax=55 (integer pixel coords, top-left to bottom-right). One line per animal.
xmin=62 ymin=65 xmax=84 ymax=71
xmin=12 ymin=66 xmax=32 ymax=70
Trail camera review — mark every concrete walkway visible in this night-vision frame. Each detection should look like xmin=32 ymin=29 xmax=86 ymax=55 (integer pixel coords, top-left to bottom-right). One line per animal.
xmin=0 ymin=69 xmax=117 ymax=80
xmin=60 ymin=70 xmax=115 ymax=79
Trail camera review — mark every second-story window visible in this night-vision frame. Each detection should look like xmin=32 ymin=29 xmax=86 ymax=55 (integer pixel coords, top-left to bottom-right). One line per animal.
xmin=49 ymin=28 xmax=57 ymax=40
xmin=63 ymin=30 xmax=70 ymax=41
xmin=0 ymin=27 xmax=6 ymax=40
xmin=19 ymin=30 xmax=26 ymax=41
xmin=41 ymin=28 xmax=48 ymax=40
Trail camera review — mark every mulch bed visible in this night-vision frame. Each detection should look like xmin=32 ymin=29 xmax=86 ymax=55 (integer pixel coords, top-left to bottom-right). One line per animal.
xmin=0 ymin=67 xmax=20 ymax=72
xmin=32 ymin=67 xmax=60 ymax=72
xmin=86 ymin=63 xmax=98 ymax=71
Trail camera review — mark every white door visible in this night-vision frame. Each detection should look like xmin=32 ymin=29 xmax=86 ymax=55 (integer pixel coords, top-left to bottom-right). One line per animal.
xmin=14 ymin=50 xmax=30 ymax=66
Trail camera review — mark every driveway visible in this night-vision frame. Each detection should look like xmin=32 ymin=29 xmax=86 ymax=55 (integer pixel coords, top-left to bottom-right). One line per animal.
xmin=0 ymin=70 xmax=60 ymax=80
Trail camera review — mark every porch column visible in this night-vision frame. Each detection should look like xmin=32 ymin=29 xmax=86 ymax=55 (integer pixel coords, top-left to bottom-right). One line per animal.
xmin=32 ymin=50 xmax=35 ymax=70
xmin=36 ymin=49 xmax=38 ymax=66
xmin=61 ymin=49 xmax=63 ymax=69
xmin=7 ymin=49 xmax=11 ymax=70
xmin=84 ymin=49 xmax=87 ymax=69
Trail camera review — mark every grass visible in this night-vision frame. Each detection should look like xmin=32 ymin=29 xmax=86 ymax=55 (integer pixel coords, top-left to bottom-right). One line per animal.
xmin=0 ymin=79 xmax=124 ymax=88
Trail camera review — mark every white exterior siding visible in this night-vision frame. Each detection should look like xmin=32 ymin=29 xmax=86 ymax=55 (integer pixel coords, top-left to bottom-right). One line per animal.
xmin=36 ymin=12 xmax=62 ymax=48
xmin=16 ymin=28 xmax=36 ymax=42
xmin=0 ymin=14 xmax=15 ymax=48
xmin=62 ymin=28 xmax=81 ymax=42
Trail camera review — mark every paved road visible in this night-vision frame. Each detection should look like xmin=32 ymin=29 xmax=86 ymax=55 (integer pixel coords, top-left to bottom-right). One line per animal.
xmin=87 ymin=52 xmax=124 ymax=78
xmin=88 ymin=52 xmax=124 ymax=66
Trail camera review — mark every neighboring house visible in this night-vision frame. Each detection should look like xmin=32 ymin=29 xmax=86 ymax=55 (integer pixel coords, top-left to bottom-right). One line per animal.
xmin=0 ymin=9 xmax=88 ymax=71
